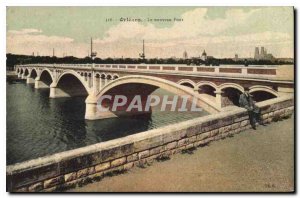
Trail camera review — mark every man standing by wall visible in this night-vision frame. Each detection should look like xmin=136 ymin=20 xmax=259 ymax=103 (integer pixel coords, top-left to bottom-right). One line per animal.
xmin=239 ymin=88 xmax=264 ymax=130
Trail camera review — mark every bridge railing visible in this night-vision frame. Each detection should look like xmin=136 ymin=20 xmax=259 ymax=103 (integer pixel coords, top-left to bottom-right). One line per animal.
xmin=16 ymin=63 xmax=293 ymax=80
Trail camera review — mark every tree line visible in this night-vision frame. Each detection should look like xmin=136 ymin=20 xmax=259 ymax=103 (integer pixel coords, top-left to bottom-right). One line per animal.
xmin=6 ymin=53 xmax=293 ymax=70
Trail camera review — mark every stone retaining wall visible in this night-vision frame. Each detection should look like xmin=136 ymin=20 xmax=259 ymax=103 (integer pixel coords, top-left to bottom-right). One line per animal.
xmin=6 ymin=96 xmax=294 ymax=192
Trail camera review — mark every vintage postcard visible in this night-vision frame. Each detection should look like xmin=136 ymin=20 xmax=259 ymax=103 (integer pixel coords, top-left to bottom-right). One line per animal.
xmin=6 ymin=7 xmax=294 ymax=192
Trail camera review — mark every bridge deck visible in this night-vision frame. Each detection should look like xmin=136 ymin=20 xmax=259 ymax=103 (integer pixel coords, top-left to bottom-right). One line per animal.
xmin=16 ymin=64 xmax=294 ymax=82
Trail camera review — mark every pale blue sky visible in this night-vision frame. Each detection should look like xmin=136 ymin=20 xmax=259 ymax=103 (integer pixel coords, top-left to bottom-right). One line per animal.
xmin=7 ymin=7 xmax=294 ymax=58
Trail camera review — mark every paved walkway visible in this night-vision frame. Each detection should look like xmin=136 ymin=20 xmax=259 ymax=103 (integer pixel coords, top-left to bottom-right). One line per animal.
xmin=69 ymin=116 xmax=294 ymax=192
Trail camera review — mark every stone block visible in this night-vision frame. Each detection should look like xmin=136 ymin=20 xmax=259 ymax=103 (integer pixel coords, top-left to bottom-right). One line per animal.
xmin=77 ymin=168 xmax=89 ymax=178
xmin=14 ymin=187 xmax=28 ymax=192
xmin=145 ymin=157 xmax=155 ymax=165
xmin=174 ymin=147 xmax=185 ymax=154
xmin=205 ymin=137 xmax=214 ymax=143
xmin=99 ymin=142 xmax=134 ymax=163
xmin=221 ymin=133 xmax=228 ymax=139
xmin=89 ymin=171 xmax=103 ymax=180
xmin=193 ymin=141 xmax=202 ymax=147
xmin=95 ymin=162 xmax=110 ymax=172
xmin=161 ymin=150 xmax=172 ymax=158
xmin=210 ymin=129 xmax=219 ymax=137
xmin=87 ymin=167 xmax=95 ymax=175
xmin=134 ymin=159 xmax=146 ymax=167
xmin=223 ymin=125 xmax=232 ymax=133
xmin=161 ymin=131 xmax=181 ymax=145
xmin=124 ymin=162 xmax=134 ymax=170
xmin=62 ymin=179 xmax=80 ymax=190
xmin=274 ymin=110 xmax=281 ymax=116
xmin=195 ymin=139 xmax=207 ymax=147
xmin=197 ymin=132 xmax=210 ymax=140
xmin=64 ymin=172 xmax=77 ymax=182
xmin=185 ymin=143 xmax=194 ymax=150
xmin=44 ymin=175 xmax=64 ymax=189
xmin=111 ymin=157 xmax=126 ymax=167
xmin=104 ymin=165 xmax=124 ymax=175
xmin=219 ymin=127 xmax=225 ymax=134
xmin=138 ymin=150 xmax=150 ymax=159
xmin=262 ymin=113 xmax=269 ymax=120
xmin=186 ymin=124 xmax=202 ymax=137
xmin=241 ymin=120 xmax=249 ymax=127
xmin=166 ymin=142 xmax=177 ymax=150
xmin=231 ymin=123 xmax=240 ymax=130
xmin=127 ymin=153 xmax=138 ymax=162
xmin=189 ymin=136 xmax=197 ymax=143
xmin=28 ymin=182 xmax=43 ymax=192
xmin=178 ymin=138 xmax=188 ymax=147
xmin=149 ymin=146 xmax=163 ymax=156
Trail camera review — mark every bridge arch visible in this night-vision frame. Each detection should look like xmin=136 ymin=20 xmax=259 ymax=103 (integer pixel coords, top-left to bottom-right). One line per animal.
xmin=24 ymin=68 xmax=29 ymax=77
xmin=196 ymin=81 xmax=218 ymax=97
xmin=90 ymin=75 xmax=218 ymax=119
xmin=29 ymin=68 xmax=38 ymax=79
xmin=196 ymin=81 xmax=218 ymax=90
xmin=177 ymin=79 xmax=195 ymax=89
xmin=218 ymin=83 xmax=244 ymax=93
xmin=99 ymin=76 xmax=200 ymax=98
xmin=55 ymin=70 xmax=90 ymax=95
xmin=112 ymin=74 xmax=119 ymax=80
xmin=249 ymin=85 xmax=278 ymax=102
xmin=35 ymin=69 xmax=54 ymax=88
xmin=40 ymin=68 xmax=54 ymax=81
xmin=218 ymin=83 xmax=244 ymax=107
xmin=106 ymin=73 xmax=113 ymax=80
xmin=100 ymin=73 xmax=106 ymax=79
xmin=95 ymin=73 xmax=100 ymax=78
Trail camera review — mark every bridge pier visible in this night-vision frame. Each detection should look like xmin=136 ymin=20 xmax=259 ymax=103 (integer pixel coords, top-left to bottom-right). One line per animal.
xmin=214 ymin=90 xmax=223 ymax=109
xmin=85 ymin=95 xmax=99 ymax=120
xmin=50 ymin=86 xmax=67 ymax=98
xmin=26 ymin=77 xmax=35 ymax=84
xmin=193 ymin=87 xmax=199 ymax=94
xmin=17 ymin=73 xmax=22 ymax=78
xmin=21 ymin=73 xmax=27 ymax=80
xmin=49 ymin=85 xmax=88 ymax=98
xmin=35 ymin=79 xmax=49 ymax=89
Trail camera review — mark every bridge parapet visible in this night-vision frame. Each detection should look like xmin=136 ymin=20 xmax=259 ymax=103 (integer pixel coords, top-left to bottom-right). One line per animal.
xmin=15 ymin=64 xmax=294 ymax=81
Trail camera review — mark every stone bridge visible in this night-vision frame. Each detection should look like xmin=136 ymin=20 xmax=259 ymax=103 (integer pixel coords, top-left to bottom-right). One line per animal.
xmin=15 ymin=64 xmax=294 ymax=120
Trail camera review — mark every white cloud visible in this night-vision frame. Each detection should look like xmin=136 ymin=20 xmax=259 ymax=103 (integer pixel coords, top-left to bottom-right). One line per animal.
xmin=91 ymin=8 xmax=293 ymax=58
xmin=95 ymin=8 xmax=258 ymax=43
xmin=7 ymin=29 xmax=74 ymax=44
xmin=7 ymin=28 xmax=79 ymax=56
xmin=8 ymin=28 xmax=43 ymax=35
xmin=6 ymin=8 xmax=293 ymax=58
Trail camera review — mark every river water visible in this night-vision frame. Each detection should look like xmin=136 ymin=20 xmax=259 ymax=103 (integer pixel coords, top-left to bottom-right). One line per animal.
xmin=6 ymin=80 xmax=208 ymax=165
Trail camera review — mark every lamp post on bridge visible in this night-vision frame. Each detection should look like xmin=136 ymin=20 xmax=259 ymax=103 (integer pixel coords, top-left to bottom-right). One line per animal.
xmin=90 ymin=37 xmax=98 ymax=96
xmin=139 ymin=40 xmax=146 ymax=63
